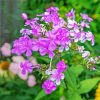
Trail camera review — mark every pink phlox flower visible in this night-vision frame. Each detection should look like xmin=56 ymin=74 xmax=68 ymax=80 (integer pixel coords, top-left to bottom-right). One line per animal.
xmin=38 ymin=38 xmax=55 ymax=58
xmin=55 ymin=28 xmax=70 ymax=45
xmin=24 ymin=17 xmax=41 ymax=36
xmin=50 ymin=69 xmax=64 ymax=85
xmin=42 ymin=80 xmax=56 ymax=94
xmin=12 ymin=36 xmax=34 ymax=56
xmin=56 ymin=61 xmax=67 ymax=73
xmin=21 ymin=13 xmax=28 ymax=20
xmin=20 ymin=60 xmax=33 ymax=75
xmin=41 ymin=7 xmax=60 ymax=25
xmin=53 ymin=18 xmax=66 ymax=30
xmin=66 ymin=9 xmax=75 ymax=19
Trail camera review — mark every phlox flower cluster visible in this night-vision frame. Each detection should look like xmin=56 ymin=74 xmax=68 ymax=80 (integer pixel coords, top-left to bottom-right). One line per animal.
xmin=42 ymin=61 xmax=67 ymax=94
xmin=12 ymin=7 xmax=94 ymax=58
xmin=12 ymin=7 xmax=98 ymax=94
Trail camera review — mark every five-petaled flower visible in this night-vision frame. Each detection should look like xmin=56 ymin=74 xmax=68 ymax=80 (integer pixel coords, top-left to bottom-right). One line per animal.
xmin=56 ymin=61 xmax=67 ymax=73
xmin=20 ymin=60 xmax=33 ymax=75
xmin=42 ymin=80 xmax=56 ymax=94
xmin=50 ymin=69 xmax=64 ymax=85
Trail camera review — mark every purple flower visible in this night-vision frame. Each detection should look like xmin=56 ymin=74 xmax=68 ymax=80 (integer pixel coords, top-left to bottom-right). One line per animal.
xmin=86 ymin=31 xmax=94 ymax=46
xmin=68 ymin=20 xmax=79 ymax=32
xmin=53 ymin=18 xmax=66 ymax=30
xmin=50 ymin=69 xmax=64 ymax=85
xmin=40 ymin=7 xmax=60 ymax=25
xmin=12 ymin=36 xmax=34 ymax=56
xmin=74 ymin=32 xmax=82 ymax=42
xmin=54 ymin=28 xmax=70 ymax=45
xmin=42 ymin=80 xmax=56 ymax=94
xmin=66 ymin=9 xmax=75 ymax=19
xmin=80 ymin=13 xmax=93 ymax=22
xmin=20 ymin=60 xmax=33 ymax=75
xmin=24 ymin=18 xmax=41 ymax=36
xmin=21 ymin=13 xmax=28 ymax=20
xmin=38 ymin=38 xmax=55 ymax=58
xmin=56 ymin=61 xmax=67 ymax=72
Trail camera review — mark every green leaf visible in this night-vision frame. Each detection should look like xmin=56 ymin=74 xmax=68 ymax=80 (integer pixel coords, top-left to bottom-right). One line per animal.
xmin=35 ymin=90 xmax=46 ymax=100
xmin=79 ymin=78 xmax=100 ymax=94
xmin=66 ymin=90 xmax=83 ymax=100
xmin=72 ymin=92 xmax=83 ymax=100
xmin=70 ymin=66 xmax=84 ymax=77
xmin=65 ymin=67 xmax=77 ymax=89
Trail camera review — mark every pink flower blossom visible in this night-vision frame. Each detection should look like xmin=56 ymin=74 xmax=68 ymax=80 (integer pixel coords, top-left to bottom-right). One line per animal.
xmin=56 ymin=61 xmax=67 ymax=73
xmin=50 ymin=69 xmax=64 ymax=85
xmin=42 ymin=80 xmax=56 ymax=94
xmin=9 ymin=56 xmax=28 ymax=80
xmin=0 ymin=43 xmax=11 ymax=56
xmin=20 ymin=60 xmax=33 ymax=75
xmin=12 ymin=36 xmax=34 ymax=56
xmin=40 ymin=7 xmax=60 ymax=25
xmin=21 ymin=13 xmax=28 ymax=20
xmin=66 ymin=9 xmax=75 ymax=19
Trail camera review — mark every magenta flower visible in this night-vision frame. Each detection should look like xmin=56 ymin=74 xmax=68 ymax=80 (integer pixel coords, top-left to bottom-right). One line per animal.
xmin=66 ymin=9 xmax=75 ymax=19
xmin=40 ymin=7 xmax=60 ymax=25
xmin=55 ymin=28 xmax=70 ymax=45
xmin=38 ymin=38 xmax=55 ymax=58
xmin=56 ymin=61 xmax=67 ymax=72
xmin=20 ymin=60 xmax=33 ymax=75
xmin=21 ymin=13 xmax=28 ymax=20
xmin=50 ymin=69 xmax=64 ymax=85
xmin=12 ymin=36 xmax=34 ymax=56
xmin=23 ymin=17 xmax=41 ymax=36
xmin=42 ymin=80 xmax=56 ymax=94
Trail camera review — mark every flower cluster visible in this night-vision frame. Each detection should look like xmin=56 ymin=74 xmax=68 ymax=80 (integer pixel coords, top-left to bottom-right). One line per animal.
xmin=9 ymin=56 xmax=37 ymax=87
xmin=12 ymin=7 xmax=99 ymax=94
xmin=42 ymin=61 xmax=67 ymax=94
xmin=12 ymin=7 xmax=94 ymax=58
xmin=77 ymin=45 xmax=100 ymax=70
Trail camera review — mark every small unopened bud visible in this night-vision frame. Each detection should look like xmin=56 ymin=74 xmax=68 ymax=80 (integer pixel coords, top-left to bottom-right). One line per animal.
xmin=21 ymin=13 xmax=28 ymax=20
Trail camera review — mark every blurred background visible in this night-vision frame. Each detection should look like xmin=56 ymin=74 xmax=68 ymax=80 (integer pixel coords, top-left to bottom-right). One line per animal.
xmin=0 ymin=0 xmax=100 ymax=100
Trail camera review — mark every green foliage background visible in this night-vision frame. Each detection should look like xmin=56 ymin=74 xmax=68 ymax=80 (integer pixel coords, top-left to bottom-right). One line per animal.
xmin=0 ymin=0 xmax=100 ymax=100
